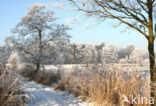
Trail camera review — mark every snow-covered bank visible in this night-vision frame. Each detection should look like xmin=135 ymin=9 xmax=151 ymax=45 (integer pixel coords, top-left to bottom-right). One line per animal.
xmin=23 ymin=81 xmax=88 ymax=106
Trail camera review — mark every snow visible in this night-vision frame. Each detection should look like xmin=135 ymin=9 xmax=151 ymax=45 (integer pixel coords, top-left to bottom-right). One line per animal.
xmin=41 ymin=64 xmax=86 ymax=74
xmin=23 ymin=81 xmax=88 ymax=106
xmin=42 ymin=65 xmax=58 ymax=70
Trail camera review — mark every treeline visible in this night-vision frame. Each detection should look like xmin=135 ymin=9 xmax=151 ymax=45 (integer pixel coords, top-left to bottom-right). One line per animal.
xmin=0 ymin=42 xmax=149 ymax=65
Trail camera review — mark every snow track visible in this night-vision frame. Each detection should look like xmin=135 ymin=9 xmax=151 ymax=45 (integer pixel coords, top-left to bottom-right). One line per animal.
xmin=23 ymin=81 xmax=87 ymax=106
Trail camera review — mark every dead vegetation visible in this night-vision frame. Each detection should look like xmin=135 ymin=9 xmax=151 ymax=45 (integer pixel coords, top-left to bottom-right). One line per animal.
xmin=33 ymin=70 xmax=61 ymax=85
xmin=55 ymin=64 xmax=150 ymax=106
xmin=0 ymin=67 xmax=25 ymax=106
xmin=18 ymin=63 xmax=151 ymax=106
xmin=19 ymin=64 xmax=62 ymax=86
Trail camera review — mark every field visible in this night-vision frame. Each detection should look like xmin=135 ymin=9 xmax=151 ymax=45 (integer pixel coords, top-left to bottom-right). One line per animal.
xmin=16 ymin=63 xmax=150 ymax=106
xmin=42 ymin=64 xmax=150 ymax=78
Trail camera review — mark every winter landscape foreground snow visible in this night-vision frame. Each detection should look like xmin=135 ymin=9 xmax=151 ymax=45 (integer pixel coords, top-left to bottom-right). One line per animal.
xmin=23 ymin=80 xmax=91 ymax=106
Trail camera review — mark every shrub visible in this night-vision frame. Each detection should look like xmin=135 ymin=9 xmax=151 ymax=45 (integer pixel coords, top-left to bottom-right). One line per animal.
xmin=8 ymin=51 xmax=20 ymax=69
xmin=0 ymin=72 xmax=24 ymax=105
xmin=33 ymin=68 xmax=62 ymax=85
xmin=19 ymin=64 xmax=36 ymax=79
xmin=20 ymin=64 xmax=62 ymax=86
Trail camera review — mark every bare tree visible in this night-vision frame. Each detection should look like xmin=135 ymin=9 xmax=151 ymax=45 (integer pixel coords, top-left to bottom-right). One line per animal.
xmin=64 ymin=0 xmax=156 ymax=103
xmin=7 ymin=3 xmax=71 ymax=72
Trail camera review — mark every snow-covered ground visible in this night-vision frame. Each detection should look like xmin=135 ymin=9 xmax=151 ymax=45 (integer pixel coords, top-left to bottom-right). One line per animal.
xmin=42 ymin=64 xmax=149 ymax=71
xmin=41 ymin=64 xmax=150 ymax=78
xmin=23 ymin=80 xmax=89 ymax=106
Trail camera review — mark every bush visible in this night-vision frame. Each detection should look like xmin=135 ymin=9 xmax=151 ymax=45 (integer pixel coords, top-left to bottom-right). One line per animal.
xmin=20 ymin=64 xmax=62 ymax=86
xmin=0 ymin=72 xmax=24 ymax=105
xmin=34 ymin=70 xmax=60 ymax=85
xmin=19 ymin=64 xmax=36 ymax=79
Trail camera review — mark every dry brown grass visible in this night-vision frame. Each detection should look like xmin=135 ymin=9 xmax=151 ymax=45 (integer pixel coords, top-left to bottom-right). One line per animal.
xmin=55 ymin=64 xmax=150 ymax=106
xmin=20 ymin=64 xmax=62 ymax=86
xmin=0 ymin=72 xmax=24 ymax=106
xmin=19 ymin=64 xmax=36 ymax=79
xmin=33 ymin=70 xmax=60 ymax=85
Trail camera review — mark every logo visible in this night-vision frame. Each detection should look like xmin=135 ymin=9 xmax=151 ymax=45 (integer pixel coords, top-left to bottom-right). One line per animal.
xmin=123 ymin=94 xmax=130 ymax=103
xmin=122 ymin=94 xmax=154 ymax=105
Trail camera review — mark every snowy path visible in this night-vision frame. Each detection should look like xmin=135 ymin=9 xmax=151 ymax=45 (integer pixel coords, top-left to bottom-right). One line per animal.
xmin=23 ymin=81 xmax=88 ymax=106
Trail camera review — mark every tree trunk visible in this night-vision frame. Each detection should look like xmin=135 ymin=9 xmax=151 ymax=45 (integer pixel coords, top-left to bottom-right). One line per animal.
xmin=147 ymin=1 xmax=156 ymax=104
xmin=35 ymin=63 xmax=40 ymax=72
xmin=36 ymin=30 xmax=42 ymax=72
xmin=148 ymin=39 xmax=156 ymax=105
xmin=148 ymin=40 xmax=155 ymax=72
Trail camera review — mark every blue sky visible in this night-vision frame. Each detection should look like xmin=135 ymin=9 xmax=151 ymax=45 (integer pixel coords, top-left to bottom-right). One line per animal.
xmin=0 ymin=0 xmax=149 ymax=48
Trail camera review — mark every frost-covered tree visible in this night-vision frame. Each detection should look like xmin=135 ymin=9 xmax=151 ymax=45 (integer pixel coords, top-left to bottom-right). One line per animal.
xmin=0 ymin=46 xmax=11 ymax=63
xmin=59 ymin=44 xmax=73 ymax=64
xmin=7 ymin=3 xmax=70 ymax=71
xmin=118 ymin=45 xmax=134 ymax=59
xmin=70 ymin=43 xmax=85 ymax=64
xmin=102 ymin=44 xmax=118 ymax=63
xmin=66 ymin=43 xmax=103 ymax=64
xmin=130 ymin=48 xmax=148 ymax=65
xmin=52 ymin=43 xmax=70 ymax=64
xmin=126 ymin=45 xmax=135 ymax=58
xmin=8 ymin=51 xmax=20 ymax=69
xmin=95 ymin=43 xmax=105 ymax=63
xmin=83 ymin=43 xmax=98 ymax=64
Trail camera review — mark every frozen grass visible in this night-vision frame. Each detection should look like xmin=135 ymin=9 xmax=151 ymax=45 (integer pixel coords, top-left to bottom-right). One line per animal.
xmin=19 ymin=64 xmax=62 ymax=86
xmin=55 ymin=64 xmax=150 ymax=106
xmin=0 ymin=70 xmax=25 ymax=105
xmin=33 ymin=69 xmax=61 ymax=85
